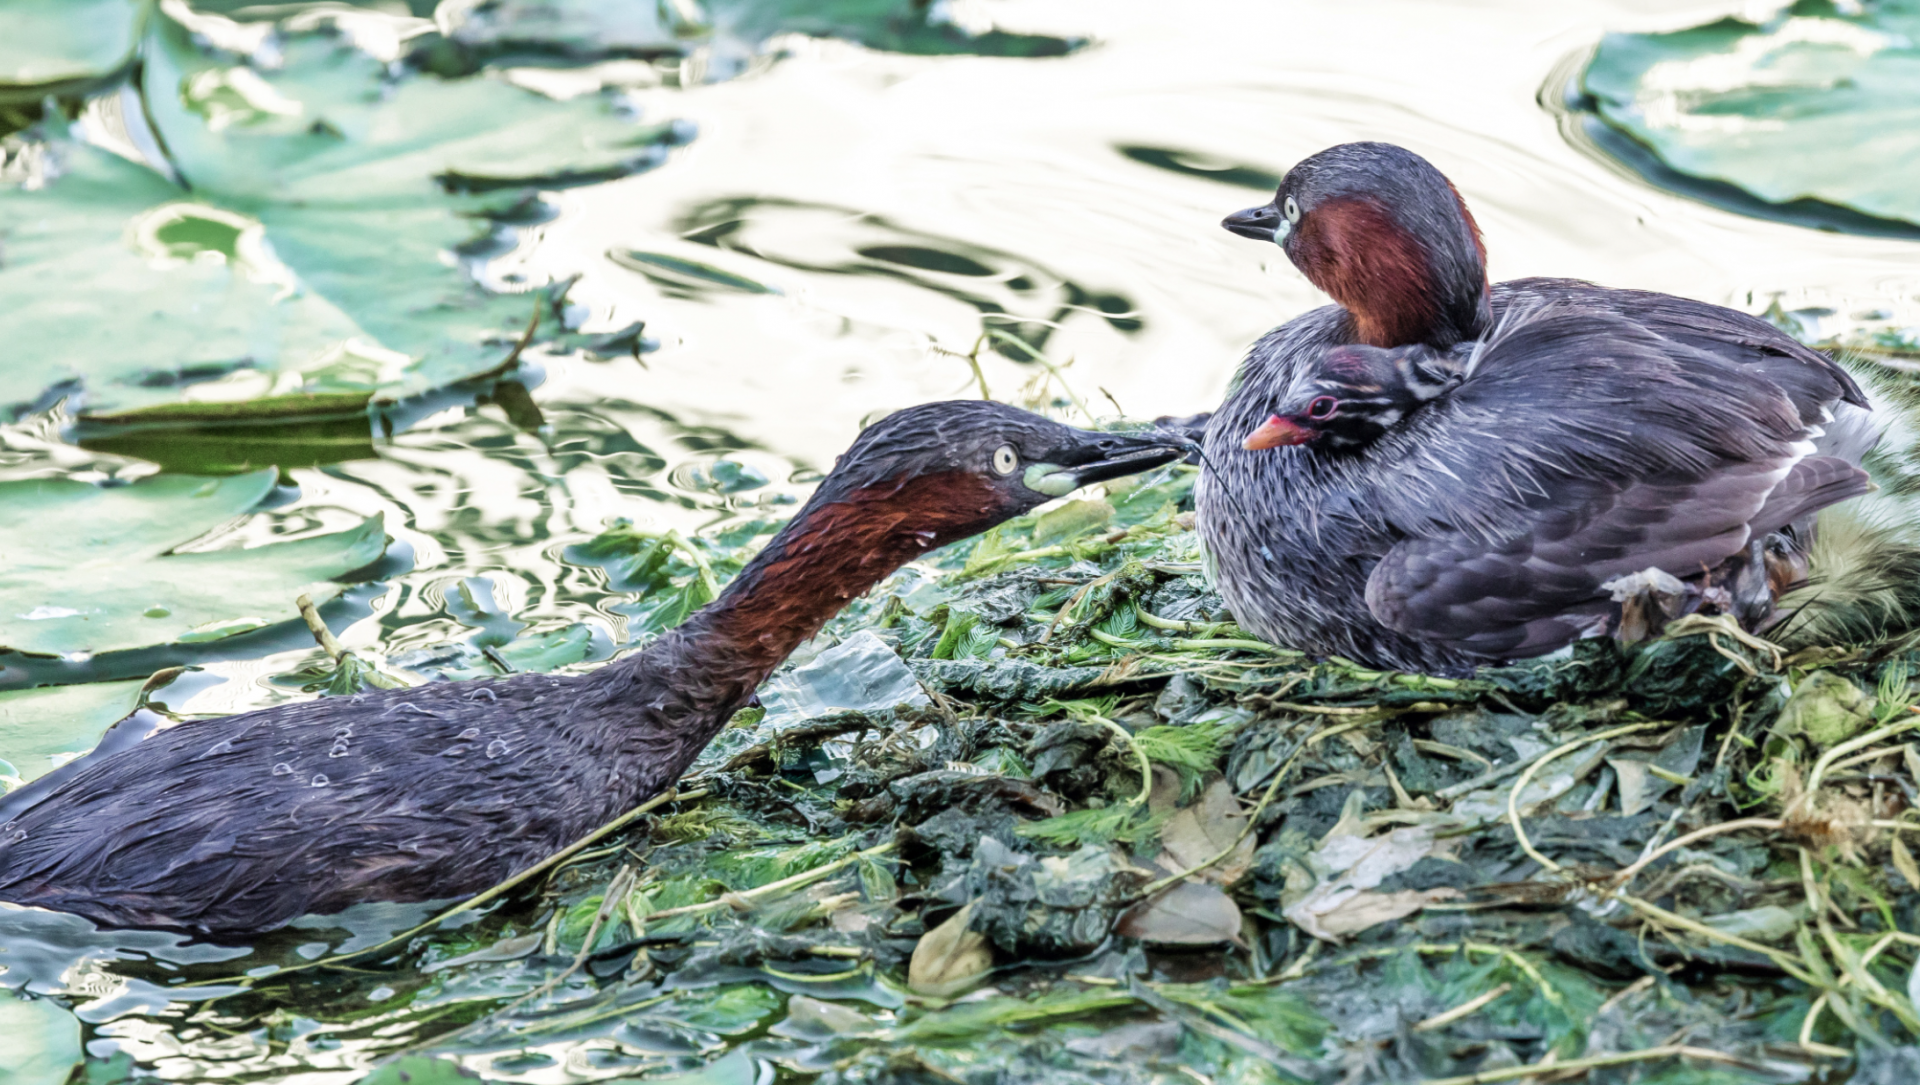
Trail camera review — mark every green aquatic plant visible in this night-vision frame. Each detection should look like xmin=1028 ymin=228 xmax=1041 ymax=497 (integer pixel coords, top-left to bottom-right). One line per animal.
xmin=1581 ymin=2 xmax=1920 ymax=229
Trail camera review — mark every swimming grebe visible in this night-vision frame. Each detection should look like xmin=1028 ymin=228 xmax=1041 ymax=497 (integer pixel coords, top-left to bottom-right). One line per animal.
xmin=0 ymin=401 xmax=1183 ymax=933
xmin=1200 ymin=142 xmax=1873 ymax=673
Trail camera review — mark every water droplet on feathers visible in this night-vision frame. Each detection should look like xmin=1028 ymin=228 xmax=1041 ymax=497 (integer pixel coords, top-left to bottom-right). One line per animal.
xmin=311 ymin=774 xmax=329 ymax=787
xmin=273 ymin=763 xmax=294 ymax=776
xmin=458 ymin=728 xmax=481 ymax=740
xmin=329 ymin=742 xmax=350 ymax=758
xmin=486 ymin=740 xmax=508 ymax=758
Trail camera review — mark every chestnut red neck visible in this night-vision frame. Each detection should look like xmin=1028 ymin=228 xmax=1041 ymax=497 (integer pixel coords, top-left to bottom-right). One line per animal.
xmin=687 ymin=470 xmax=1009 ymax=670
xmin=1289 ymin=196 xmax=1490 ymax=349
xmin=599 ymin=469 xmax=1011 ymax=772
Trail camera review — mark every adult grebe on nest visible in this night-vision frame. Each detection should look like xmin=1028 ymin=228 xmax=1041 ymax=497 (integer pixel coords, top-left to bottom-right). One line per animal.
xmin=0 ymin=400 xmax=1183 ymax=934
xmin=1199 ymin=141 xmax=1876 ymax=674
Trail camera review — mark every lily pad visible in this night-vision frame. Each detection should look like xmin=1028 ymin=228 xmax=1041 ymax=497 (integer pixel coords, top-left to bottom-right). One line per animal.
xmin=1583 ymin=1 xmax=1920 ymax=227
xmin=1 ymin=5 xmax=683 ymax=419
xmin=0 ymin=679 xmax=142 ymax=786
xmin=71 ymin=393 xmax=378 ymax=475
xmin=0 ymin=996 xmax=82 ymax=1085
xmin=0 ymin=0 xmax=147 ymax=91
xmin=0 ymin=137 xmax=366 ymax=421
xmin=0 ymin=469 xmax=387 ymax=656
xmin=429 ymin=0 xmax=1076 ymax=66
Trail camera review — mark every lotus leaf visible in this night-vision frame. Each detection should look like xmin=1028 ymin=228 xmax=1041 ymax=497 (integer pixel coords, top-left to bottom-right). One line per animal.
xmin=0 ymin=469 xmax=387 ymax=656
xmin=434 ymin=0 xmax=1076 ymax=64
xmin=0 ymin=0 xmax=147 ymax=90
xmin=1 ymin=5 xmax=680 ymax=419
xmin=0 ymin=679 xmax=142 ymax=785
xmin=0 ymin=996 xmax=82 ymax=1085
xmin=1584 ymin=2 xmax=1920 ymax=226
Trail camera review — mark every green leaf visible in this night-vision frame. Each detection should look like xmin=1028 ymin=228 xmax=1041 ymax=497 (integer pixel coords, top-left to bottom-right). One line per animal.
xmin=71 ymin=393 xmax=377 ymax=476
xmin=0 ymin=140 xmax=368 ymax=419
xmin=0 ymin=0 xmax=147 ymax=89
xmin=1015 ymin=805 xmax=1167 ymax=847
xmin=1 ymin=7 xmax=681 ymax=419
xmin=429 ymin=0 xmax=1076 ymax=64
xmin=0 ymin=679 xmax=143 ymax=785
xmin=1583 ymin=4 xmax=1920 ymax=226
xmin=0 ymin=995 xmax=83 ymax=1085
xmin=0 ymin=470 xmax=388 ymax=656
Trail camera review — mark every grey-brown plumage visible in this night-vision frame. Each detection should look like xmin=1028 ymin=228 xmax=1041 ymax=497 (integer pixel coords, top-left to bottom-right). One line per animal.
xmin=0 ymin=402 xmax=1181 ymax=934
xmin=1200 ymin=142 xmax=1872 ymax=673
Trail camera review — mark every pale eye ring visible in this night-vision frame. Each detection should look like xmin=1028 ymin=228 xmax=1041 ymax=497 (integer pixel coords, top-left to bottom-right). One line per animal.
xmin=992 ymin=444 xmax=1019 ymax=475
xmin=1282 ymin=195 xmax=1300 ymax=223
xmin=1306 ymin=396 xmax=1338 ymax=421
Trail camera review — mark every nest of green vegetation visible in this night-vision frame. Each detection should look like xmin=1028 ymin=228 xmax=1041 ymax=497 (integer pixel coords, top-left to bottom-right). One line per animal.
xmin=216 ymin=465 xmax=1920 ymax=1085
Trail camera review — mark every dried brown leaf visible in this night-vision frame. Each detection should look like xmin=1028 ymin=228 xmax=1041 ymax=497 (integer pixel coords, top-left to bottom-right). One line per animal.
xmin=1894 ymin=833 xmax=1920 ymax=892
xmin=908 ymin=901 xmax=992 ymax=997
xmin=1312 ymin=888 xmax=1460 ymax=937
xmin=1115 ymin=881 xmax=1245 ymax=945
xmin=1156 ymin=778 xmax=1254 ymax=885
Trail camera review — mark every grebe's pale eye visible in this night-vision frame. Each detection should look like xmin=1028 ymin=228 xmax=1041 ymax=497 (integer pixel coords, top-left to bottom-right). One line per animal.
xmin=992 ymin=444 xmax=1019 ymax=475
xmin=1283 ymin=195 xmax=1300 ymax=224
xmin=1306 ymin=396 xmax=1338 ymax=420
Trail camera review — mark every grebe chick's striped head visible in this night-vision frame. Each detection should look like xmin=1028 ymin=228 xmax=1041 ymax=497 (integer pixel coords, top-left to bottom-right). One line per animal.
xmin=1241 ymin=343 xmax=1464 ymax=452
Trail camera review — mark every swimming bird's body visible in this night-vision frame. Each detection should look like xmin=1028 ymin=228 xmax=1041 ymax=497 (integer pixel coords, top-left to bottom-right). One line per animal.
xmin=0 ymin=402 xmax=1181 ymax=933
xmin=1198 ymin=143 xmax=1872 ymax=673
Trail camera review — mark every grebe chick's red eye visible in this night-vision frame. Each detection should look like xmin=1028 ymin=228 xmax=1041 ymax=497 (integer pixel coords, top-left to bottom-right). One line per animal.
xmin=0 ymin=401 xmax=1184 ymax=934
xmin=1306 ymin=396 xmax=1338 ymax=420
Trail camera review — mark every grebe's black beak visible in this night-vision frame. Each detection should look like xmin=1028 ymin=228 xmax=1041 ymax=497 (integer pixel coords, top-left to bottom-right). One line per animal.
xmin=1023 ymin=431 xmax=1186 ymax=497
xmin=1222 ymin=201 xmax=1281 ymax=243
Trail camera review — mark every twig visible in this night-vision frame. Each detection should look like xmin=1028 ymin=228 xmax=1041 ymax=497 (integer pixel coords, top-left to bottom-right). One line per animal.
xmin=1609 ymin=818 xmax=1783 ymax=887
xmin=1661 ymin=613 xmax=1784 ymax=672
xmin=985 ymin=327 xmax=1091 ymax=420
xmin=1806 ymin=716 xmax=1920 ymax=794
xmin=1801 ymin=847 xmax=1920 ymax=1033
xmin=665 ymin=528 xmax=721 ymax=600
xmin=929 ymin=335 xmax=993 ymax=400
xmin=1608 ymin=891 xmax=1816 ymax=984
xmin=296 ymin=593 xmax=346 ymax=662
xmin=1412 ymin=983 xmax=1511 ymax=1032
xmin=1508 ymin=722 xmax=1663 ymax=873
xmin=1133 ymin=605 xmax=1229 ymax=637
xmin=1419 ymin=1044 xmax=1749 ymax=1085
xmin=1167 ymin=638 xmax=1292 ymax=654
xmin=499 ymin=864 xmax=636 ymax=1015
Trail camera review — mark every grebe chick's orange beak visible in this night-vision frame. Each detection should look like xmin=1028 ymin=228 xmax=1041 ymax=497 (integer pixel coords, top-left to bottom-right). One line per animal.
xmin=1243 ymin=414 xmax=1320 ymax=450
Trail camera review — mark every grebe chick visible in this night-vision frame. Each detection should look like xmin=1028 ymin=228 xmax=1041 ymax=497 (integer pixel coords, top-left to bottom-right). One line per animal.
xmin=1204 ymin=142 xmax=1873 ymax=672
xmin=0 ymin=401 xmax=1183 ymax=934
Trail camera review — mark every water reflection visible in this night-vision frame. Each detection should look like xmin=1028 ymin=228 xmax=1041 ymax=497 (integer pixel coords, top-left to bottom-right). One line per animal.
xmin=671 ymin=197 xmax=1144 ymax=356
